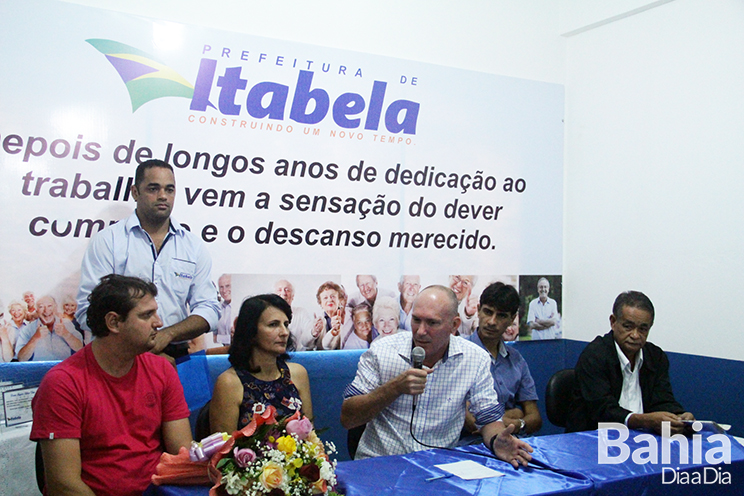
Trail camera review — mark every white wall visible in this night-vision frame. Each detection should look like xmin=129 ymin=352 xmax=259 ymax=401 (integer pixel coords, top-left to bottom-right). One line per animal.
xmin=65 ymin=0 xmax=565 ymax=84
xmin=563 ymin=0 xmax=744 ymax=361
xmin=65 ymin=0 xmax=744 ymax=361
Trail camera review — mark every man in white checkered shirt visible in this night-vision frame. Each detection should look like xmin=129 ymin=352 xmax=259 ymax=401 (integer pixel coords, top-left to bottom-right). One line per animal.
xmin=341 ymin=285 xmax=533 ymax=466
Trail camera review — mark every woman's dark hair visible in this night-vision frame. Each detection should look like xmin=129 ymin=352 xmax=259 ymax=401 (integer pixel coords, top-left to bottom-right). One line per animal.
xmin=229 ymin=294 xmax=294 ymax=372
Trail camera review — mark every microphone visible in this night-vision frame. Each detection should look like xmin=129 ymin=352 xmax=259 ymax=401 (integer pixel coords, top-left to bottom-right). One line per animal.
xmin=411 ymin=346 xmax=425 ymax=369
xmin=411 ymin=346 xmax=426 ymax=409
xmin=408 ymin=345 xmax=444 ymax=449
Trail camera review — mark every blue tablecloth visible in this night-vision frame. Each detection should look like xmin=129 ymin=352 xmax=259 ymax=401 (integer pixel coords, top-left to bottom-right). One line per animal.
xmin=150 ymin=447 xmax=592 ymax=496
xmin=333 ymin=445 xmax=592 ymax=496
xmin=149 ymin=430 xmax=744 ymax=496
xmin=519 ymin=429 xmax=744 ymax=496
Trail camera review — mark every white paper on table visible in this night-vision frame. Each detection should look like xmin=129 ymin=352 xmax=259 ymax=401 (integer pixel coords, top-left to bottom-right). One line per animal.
xmin=433 ymin=460 xmax=505 ymax=480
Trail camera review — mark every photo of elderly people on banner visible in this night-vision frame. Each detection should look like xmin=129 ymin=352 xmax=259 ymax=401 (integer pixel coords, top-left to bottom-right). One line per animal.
xmin=1 ymin=274 xmax=561 ymax=361
xmin=190 ymin=274 xmax=563 ymax=354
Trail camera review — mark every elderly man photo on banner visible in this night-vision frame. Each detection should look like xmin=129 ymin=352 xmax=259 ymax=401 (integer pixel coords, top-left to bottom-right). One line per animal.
xmin=347 ymin=275 xmax=397 ymax=312
xmin=273 ymin=278 xmax=317 ymax=351
xmin=16 ymin=295 xmax=84 ymax=362
xmin=397 ymin=275 xmax=421 ymax=332
xmin=527 ymin=277 xmax=561 ymax=340
xmin=448 ymin=275 xmax=479 ymax=336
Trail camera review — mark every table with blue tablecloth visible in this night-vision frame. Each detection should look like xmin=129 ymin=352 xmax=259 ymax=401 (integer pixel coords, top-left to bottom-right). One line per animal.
xmin=518 ymin=429 xmax=744 ymax=496
xmin=332 ymin=444 xmax=593 ymax=496
xmin=149 ymin=429 xmax=744 ymax=496
xmin=150 ymin=445 xmax=592 ymax=496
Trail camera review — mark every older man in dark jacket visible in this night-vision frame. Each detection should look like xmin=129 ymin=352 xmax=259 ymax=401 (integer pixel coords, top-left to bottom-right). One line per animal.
xmin=567 ymin=291 xmax=694 ymax=434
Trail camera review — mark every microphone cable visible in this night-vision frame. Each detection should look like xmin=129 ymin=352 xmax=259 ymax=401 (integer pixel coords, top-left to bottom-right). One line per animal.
xmin=409 ymin=397 xmax=452 ymax=450
xmin=408 ymin=345 xmax=450 ymax=450
xmin=405 ymin=353 xmax=586 ymax=479
xmin=409 ymin=410 xmax=588 ymax=480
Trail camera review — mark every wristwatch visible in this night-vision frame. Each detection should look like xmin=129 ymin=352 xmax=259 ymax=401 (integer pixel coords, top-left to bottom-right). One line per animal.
xmin=518 ymin=418 xmax=526 ymax=434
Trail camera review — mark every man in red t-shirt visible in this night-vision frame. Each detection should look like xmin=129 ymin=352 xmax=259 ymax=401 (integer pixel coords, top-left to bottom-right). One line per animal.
xmin=31 ymin=274 xmax=193 ymax=496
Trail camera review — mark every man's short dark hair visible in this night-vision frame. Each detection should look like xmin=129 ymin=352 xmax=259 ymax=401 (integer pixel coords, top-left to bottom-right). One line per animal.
xmin=612 ymin=291 xmax=655 ymax=324
xmin=86 ymin=274 xmax=158 ymax=338
xmin=134 ymin=159 xmax=174 ymax=188
xmin=479 ymin=281 xmax=519 ymax=315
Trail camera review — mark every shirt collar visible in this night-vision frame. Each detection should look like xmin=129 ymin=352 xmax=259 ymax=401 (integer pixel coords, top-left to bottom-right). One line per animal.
xmin=470 ymin=330 xmax=508 ymax=358
xmin=614 ymin=340 xmax=644 ymax=373
xmin=445 ymin=335 xmax=464 ymax=362
xmin=125 ymin=210 xmax=183 ymax=236
xmin=498 ymin=340 xmax=508 ymax=358
xmin=401 ymin=334 xmax=462 ymax=366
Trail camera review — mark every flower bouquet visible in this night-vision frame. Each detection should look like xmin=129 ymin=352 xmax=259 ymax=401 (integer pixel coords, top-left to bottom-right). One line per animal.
xmin=207 ymin=403 xmax=341 ymax=496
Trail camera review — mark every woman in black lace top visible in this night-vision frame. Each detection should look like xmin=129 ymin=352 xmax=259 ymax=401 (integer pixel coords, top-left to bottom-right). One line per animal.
xmin=210 ymin=294 xmax=313 ymax=433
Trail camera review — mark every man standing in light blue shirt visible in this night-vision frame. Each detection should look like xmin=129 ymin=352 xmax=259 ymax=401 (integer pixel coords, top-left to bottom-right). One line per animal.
xmin=76 ymin=159 xmax=220 ymax=360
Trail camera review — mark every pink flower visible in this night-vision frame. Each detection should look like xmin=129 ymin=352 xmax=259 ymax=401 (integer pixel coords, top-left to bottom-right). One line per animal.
xmin=254 ymin=404 xmax=278 ymax=426
xmin=233 ymin=447 xmax=256 ymax=467
xmin=286 ymin=417 xmax=313 ymax=441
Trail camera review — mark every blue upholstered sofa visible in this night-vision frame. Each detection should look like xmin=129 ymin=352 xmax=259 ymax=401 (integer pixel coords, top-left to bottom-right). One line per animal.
xmin=179 ymin=350 xmax=365 ymax=461
xmin=0 ymin=350 xmax=366 ymax=462
xmin=3 ymin=338 xmax=740 ymax=466
xmin=1 ymin=340 xmax=573 ymax=466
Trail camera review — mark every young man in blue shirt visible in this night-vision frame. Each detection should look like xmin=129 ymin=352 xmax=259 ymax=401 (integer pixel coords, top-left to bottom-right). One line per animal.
xmin=465 ymin=282 xmax=542 ymax=437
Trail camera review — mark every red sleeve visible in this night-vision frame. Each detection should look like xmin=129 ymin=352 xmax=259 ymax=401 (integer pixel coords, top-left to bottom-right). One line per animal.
xmin=159 ymin=359 xmax=191 ymax=422
xmin=30 ymin=365 xmax=83 ymax=441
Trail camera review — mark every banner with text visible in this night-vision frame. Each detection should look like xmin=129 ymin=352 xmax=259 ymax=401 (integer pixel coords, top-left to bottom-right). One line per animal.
xmin=0 ymin=0 xmax=564 ymax=361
